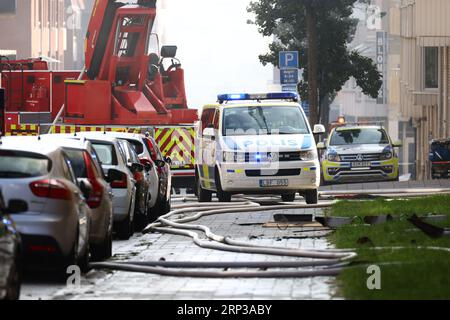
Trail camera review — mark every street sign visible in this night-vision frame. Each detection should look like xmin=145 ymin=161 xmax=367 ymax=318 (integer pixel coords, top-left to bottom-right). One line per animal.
xmin=281 ymin=85 xmax=297 ymax=92
xmin=301 ymin=101 xmax=310 ymax=118
xmin=279 ymin=51 xmax=299 ymax=69
xmin=280 ymin=69 xmax=298 ymax=85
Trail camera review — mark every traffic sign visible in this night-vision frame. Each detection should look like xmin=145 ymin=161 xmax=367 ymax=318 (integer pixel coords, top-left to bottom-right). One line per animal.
xmin=280 ymin=69 xmax=299 ymax=85
xmin=279 ymin=51 xmax=299 ymax=69
xmin=301 ymin=101 xmax=310 ymax=118
xmin=281 ymin=85 xmax=297 ymax=92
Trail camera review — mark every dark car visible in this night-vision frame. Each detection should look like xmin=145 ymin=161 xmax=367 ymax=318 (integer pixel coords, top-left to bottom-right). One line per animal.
xmin=143 ymin=135 xmax=172 ymax=219
xmin=0 ymin=190 xmax=27 ymax=300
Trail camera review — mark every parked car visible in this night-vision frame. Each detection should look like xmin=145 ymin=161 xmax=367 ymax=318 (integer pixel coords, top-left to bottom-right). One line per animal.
xmin=142 ymin=134 xmax=172 ymax=218
xmin=0 ymin=137 xmax=91 ymax=273
xmin=40 ymin=135 xmax=114 ymax=260
xmin=0 ymin=190 xmax=27 ymax=300
xmin=104 ymin=132 xmax=160 ymax=223
xmin=73 ymin=133 xmax=137 ymax=240
xmin=116 ymin=139 xmax=148 ymax=231
xmin=317 ymin=123 xmax=402 ymax=185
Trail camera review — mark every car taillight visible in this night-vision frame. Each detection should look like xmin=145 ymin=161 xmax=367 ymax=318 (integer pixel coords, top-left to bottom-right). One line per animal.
xmin=83 ymin=152 xmax=104 ymax=209
xmin=30 ymin=179 xmax=72 ymax=201
xmin=111 ymin=175 xmax=128 ymax=189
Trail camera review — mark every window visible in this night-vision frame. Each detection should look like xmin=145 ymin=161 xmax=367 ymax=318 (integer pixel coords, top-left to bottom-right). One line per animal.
xmin=91 ymin=143 xmax=118 ymax=166
xmin=64 ymin=149 xmax=87 ymax=178
xmin=0 ymin=150 xmax=51 ymax=178
xmin=222 ymin=106 xmax=309 ymax=136
xmin=0 ymin=0 xmax=16 ymax=15
xmin=329 ymin=128 xmax=390 ymax=146
xmin=424 ymin=47 xmax=439 ymax=89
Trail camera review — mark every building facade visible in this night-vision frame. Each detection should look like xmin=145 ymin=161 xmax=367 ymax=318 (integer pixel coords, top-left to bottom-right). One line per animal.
xmin=0 ymin=0 xmax=93 ymax=70
xmin=396 ymin=0 xmax=450 ymax=180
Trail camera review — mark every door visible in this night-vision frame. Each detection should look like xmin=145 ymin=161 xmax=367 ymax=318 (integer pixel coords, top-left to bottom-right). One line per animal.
xmin=199 ymin=108 xmax=218 ymax=190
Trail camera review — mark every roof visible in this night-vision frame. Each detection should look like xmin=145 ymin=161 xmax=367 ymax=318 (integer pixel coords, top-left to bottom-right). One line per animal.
xmin=38 ymin=135 xmax=89 ymax=150
xmin=0 ymin=136 xmax=62 ymax=155
xmin=334 ymin=125 xmax=385 ymax=132
xmin=102 ymin=132 xmax=144 ymax=141
xmin=203 ymin=101 xmax=300 ymax=110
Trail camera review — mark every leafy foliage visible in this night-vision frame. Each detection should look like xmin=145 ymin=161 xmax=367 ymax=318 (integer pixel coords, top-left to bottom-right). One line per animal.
xmin=248 ymin=0 xmax=382 ymax=113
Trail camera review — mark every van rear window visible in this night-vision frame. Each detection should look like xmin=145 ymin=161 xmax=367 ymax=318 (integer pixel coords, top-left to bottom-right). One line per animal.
xmin=0 ymin=150 xmax=51 ymax=178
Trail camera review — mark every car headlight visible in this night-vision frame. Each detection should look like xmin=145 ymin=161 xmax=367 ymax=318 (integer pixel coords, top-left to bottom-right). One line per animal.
xmin=381 ymin=152 xmax=393 ymax=160
xmin=300 ymin=150 xmax=316 ymax=161
xmin=327 ymin=153 xmax=341 ymax=162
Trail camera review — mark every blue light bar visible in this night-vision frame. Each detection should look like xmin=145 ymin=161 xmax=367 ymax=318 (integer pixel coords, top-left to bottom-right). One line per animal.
xmin=217 ymin=92 xmax=298 ymax=103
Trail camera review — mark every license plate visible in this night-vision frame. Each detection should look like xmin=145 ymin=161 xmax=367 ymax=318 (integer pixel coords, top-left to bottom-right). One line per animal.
xmin=352 ymin=161 xmax=371 ymax=167
xmin=259 ymin=179 xmax=289 ymax=187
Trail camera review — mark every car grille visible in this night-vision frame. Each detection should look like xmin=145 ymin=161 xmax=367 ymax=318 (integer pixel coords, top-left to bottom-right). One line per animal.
xmin=245 ymin=169 xmax=301 ymax=177
xmin=340 ymin=153 xmax=382 ymax=161
xmin=244 ymin=152 xmax=302 ymax=162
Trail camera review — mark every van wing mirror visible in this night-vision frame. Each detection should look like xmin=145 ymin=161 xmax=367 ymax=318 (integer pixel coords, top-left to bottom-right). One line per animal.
xmin=316 ymin=142 xmax=326 ymax=150
xmin=393 ymin=140 xmax=403 ymax=148
xmin=313 ymin=124 xmax=326 ymax=135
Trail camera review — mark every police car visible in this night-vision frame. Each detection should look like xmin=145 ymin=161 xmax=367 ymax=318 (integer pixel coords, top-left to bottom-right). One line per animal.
xmin=318 ymin=121 xmax=402 ymax=184
xmin=195 ymin=93 xmax=325 ymax=204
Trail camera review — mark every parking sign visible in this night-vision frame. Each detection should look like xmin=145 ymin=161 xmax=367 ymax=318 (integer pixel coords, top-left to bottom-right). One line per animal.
xmin=279 ymin=51 xmax=299 ymax=69
xmin=280 ymin=69 xmax=299 ymax=85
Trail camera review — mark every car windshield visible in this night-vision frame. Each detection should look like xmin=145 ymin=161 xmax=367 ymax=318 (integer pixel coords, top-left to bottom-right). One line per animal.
xmin=0 ymin=150 xmax=51 ymax=178
xmin=91 ymin=143 xmax=118 ymax=166
xmin=222 ymin=106 xmax=309 ymax=136
xmin=329 ymin=128 xmax=390 ymax=145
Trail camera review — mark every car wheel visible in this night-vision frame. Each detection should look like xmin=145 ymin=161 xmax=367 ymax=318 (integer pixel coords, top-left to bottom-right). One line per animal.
xmin=4 ymin=259 xmax=21 ymax=300
xmin=116 ymin=201 xmax=134 ymax=240
xmin=281 ymin=193 xmax=296 ymax=202
xmin=197 ymin=174 xmax=212 ymax=203
xmin=91 ymin=230 xmax=113 ymax=261
xmin=304 ymin=189 xmax=318 ymax=204
xmin=78 ymin=242 xmax=90 ymax=274
xmin=215 ymin=168 xmax=231 ymax=202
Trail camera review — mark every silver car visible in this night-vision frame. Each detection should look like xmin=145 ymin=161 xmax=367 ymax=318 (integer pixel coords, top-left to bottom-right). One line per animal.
xmin=39 ymin=135 xmax=114 ymax=260
xmin=0 ymin=137 xmax=90 ymax=272
xmin=105 ymin=133 xmax=159 ymax=220
xmin=73 ymin=133 xmax=137 ymax=240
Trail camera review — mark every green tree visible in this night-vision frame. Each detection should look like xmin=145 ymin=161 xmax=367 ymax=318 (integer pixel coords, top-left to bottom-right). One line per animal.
xmin=248 ymin=0 xmax=382 ymax=126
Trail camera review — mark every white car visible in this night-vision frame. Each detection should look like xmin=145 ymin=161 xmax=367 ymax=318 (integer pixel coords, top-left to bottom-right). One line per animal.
xmin=73 ymin=133 xmax=137 ymax=240
xmin=0 ymin=137 xmax=90 ymax=272
xmin=105 ymin=133 xmax=159 ymax=227
xmin=39 ymin=135 xmax=114 ymax=260
xmin=196 ymin=93 xmax=325 ymax=204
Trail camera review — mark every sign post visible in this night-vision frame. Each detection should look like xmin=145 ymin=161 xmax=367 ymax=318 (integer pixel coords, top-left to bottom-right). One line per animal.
xmin=279 ymin=51 xmax=299 ymax=93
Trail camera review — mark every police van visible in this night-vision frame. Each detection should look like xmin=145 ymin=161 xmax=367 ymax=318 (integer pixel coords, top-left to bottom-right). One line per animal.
xmin=195 ymin=93 xmax=325 ymax=204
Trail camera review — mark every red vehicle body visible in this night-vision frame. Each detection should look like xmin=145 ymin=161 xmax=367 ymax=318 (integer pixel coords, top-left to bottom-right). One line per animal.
xmin=0 ymin=0 xmax=198 ymax=185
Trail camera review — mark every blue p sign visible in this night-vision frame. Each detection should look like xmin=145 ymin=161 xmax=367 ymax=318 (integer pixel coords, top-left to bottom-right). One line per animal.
xmin=279 ymin=51 xmax=299 ymax=69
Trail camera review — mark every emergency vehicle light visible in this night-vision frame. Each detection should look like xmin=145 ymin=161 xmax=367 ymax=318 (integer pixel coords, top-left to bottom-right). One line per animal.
xmin=217 ymin=92 xmax=299 ymax=103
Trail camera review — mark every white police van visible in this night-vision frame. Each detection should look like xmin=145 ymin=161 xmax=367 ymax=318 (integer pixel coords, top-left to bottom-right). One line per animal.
xmin=195 ymin=93 xmax=325 ymax=204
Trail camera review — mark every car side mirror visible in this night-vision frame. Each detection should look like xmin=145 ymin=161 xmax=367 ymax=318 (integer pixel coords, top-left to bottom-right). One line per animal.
xmin=6 ymin=200 xmax=28 ymax=214
xmin=131 ymin=163 xmax=144 ymax=173
xmin=316 ymin=142 xmax=326 ymax=150
xmin=107 ymin=169 xmax=126 ymax=184
xmin=140 ymin=158 xmax=153 ymax=172
xmin=77 ymin=178 xmax=93 ymax=200
xmin=203 ymin=127 xmax=215 ymax=141
xmin=155 ymin=159 xmax=166 ymax=168
xmin=393 ymin=140 xmax=403 ymax=148
xmin=164 ymin=156 xmax=172 ymax=165
xmin=313 ymin=124 xmax=326 ymax=135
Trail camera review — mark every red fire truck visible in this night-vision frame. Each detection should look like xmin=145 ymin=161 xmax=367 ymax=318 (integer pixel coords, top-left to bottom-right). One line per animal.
xmin=0 ymin=0 xmax=198 ymax=188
